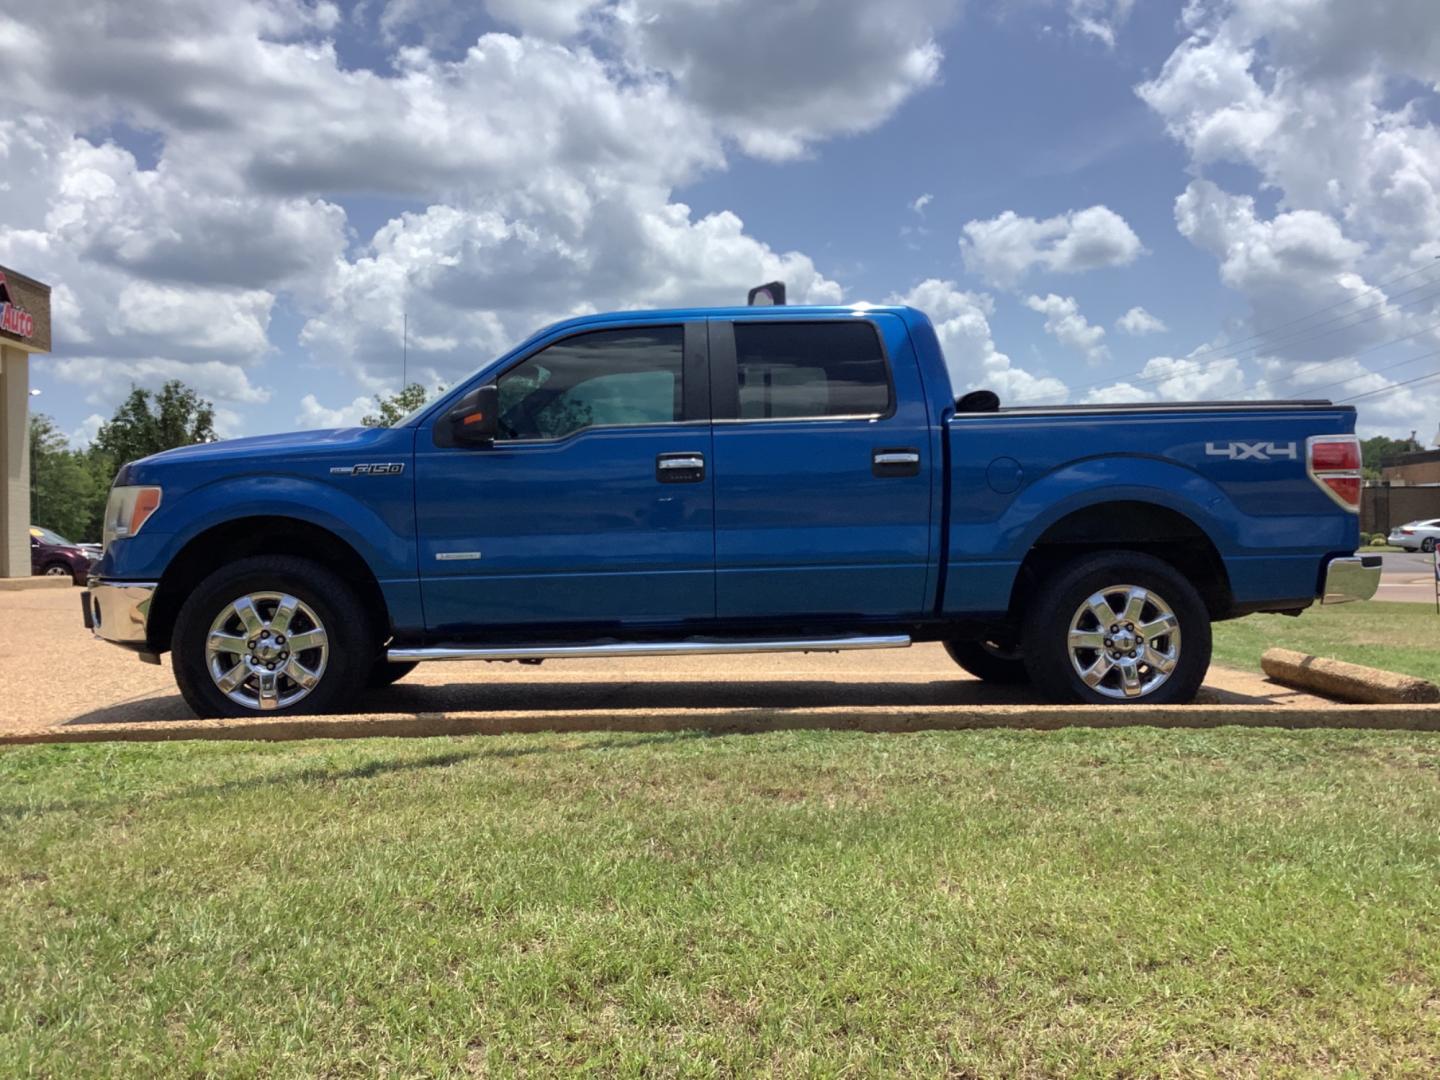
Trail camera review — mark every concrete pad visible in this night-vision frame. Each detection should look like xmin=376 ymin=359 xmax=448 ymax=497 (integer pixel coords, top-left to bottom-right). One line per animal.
xmin=0 ymin=586 xmax=1416 ymax=747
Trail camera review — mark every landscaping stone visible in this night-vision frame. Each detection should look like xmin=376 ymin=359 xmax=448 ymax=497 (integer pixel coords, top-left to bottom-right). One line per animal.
xmin=1262 ymin=647 xmax=1440 ymax=705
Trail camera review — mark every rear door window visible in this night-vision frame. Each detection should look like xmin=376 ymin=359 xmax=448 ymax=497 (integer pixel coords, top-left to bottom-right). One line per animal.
xmin=732 ymin=322 xmax=891 ymax=420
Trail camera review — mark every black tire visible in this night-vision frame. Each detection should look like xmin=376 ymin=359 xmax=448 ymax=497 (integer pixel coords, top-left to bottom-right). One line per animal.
xmin=1020 ymin=551 xmax=1211 ymax=705
xmin=171 ymin=555 xmax=374 ymax=718
xmin=1423 ymin=537 xmax=1436 ymax=554
xmin=43 ymin=562 xmax=82 ymax=586
xmin=367 ymin=660 xmax=418 ymax=688
xmin=943 ymin=639 xmax=1030 ymax=684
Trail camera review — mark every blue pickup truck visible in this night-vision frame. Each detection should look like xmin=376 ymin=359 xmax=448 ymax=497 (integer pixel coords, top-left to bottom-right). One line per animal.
xmin=84 ymin=303 xmax=1379 ymax=716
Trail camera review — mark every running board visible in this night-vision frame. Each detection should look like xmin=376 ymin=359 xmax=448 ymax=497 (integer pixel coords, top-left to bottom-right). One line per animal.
xmin=388 ymin=635 xmax=912 ymax=663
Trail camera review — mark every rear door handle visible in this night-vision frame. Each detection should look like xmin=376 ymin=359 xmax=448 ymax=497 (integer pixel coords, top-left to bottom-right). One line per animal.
xmin=657 ymin=452 xmax=705 ymax=483
xmin=872 ymin=447 xmax=921 ymax=478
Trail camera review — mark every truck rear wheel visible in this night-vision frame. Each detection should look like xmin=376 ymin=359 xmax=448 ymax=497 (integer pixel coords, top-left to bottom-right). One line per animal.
xmin=1021 ymin=551 xmax=1211 ymax=705
xmin=367 ymin=660 xmax=418 ymax=688
xmin=171 ymin=555 xmax=372 ymax=718
xmin=943 ymin=639 xmax=1029 ymax=684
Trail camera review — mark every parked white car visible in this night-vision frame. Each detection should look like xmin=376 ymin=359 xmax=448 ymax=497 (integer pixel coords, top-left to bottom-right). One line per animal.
xmin=1387 ymin=519 xmax=1440 ymax=552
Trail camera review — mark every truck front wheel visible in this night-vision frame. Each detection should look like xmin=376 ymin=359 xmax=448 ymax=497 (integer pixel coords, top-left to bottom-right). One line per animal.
xmin=171 ymin=555 xmax=372 ymax=718
xmin=1021 ymin=551 xmax=1211 ymax=705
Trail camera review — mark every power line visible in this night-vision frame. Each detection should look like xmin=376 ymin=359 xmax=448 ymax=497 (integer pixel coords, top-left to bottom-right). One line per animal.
xmin=1016 ymin=302 xmax=1440 ymax=405
xmin=1244 ymin=318 xmax=1440 ymax=397
xmin=1147 ymin=258 xmax=1440 ymax=369
xmin=1287 ymin=347 xmax=1440 ymax=399
xmin=1337 ymin=368 xmax=1440 ymax=403
xmin=1009 ymin=258 xmax=1440 ymax=404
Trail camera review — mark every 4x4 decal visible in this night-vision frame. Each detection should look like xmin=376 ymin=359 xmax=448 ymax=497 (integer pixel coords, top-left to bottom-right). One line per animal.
xmin=1204 ymin=441 xmax=1297 ymax=462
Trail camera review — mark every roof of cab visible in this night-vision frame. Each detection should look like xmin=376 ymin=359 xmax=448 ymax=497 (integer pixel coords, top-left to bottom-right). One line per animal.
xmin=531 ymin=304 xmax=922 ymax=340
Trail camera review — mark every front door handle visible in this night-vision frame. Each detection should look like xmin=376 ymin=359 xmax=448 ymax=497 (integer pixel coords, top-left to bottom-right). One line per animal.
xmin=657 ymin=452 xmax=706 ymax=483
xmin=872 ymin=447 xmax=920 ymax=478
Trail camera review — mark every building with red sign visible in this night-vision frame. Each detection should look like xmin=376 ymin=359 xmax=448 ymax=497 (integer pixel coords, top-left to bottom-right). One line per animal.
xmin=0 ymin=266 xmax=52 ymax=578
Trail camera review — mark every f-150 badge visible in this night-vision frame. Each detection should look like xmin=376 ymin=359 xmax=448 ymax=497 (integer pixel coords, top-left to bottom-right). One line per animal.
xmin=1204 ymin=441 xmax=1297 ymax=461
xmin=329 ymin=463 xmax=406 ymax=476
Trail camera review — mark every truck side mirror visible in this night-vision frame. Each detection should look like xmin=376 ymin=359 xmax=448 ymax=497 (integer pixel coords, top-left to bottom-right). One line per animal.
xmin=446 ymin=384 xmax=500 ymax=446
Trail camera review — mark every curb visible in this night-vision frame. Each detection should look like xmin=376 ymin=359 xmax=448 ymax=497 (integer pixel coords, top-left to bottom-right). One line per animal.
xmin=1261 ymin=648 xmax=1440 ymax=705
xmin=0 ymin=576 xmax=76 ymax=592
xmin=4 ymin=702 xmax=1440 ymax=746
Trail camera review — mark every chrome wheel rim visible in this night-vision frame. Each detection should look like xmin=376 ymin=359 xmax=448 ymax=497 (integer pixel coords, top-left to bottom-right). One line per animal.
xmin=205 ymin=592 xmax=329 ymax=711
xmin=44 ymin=565 xmax=69 ymax=576
xmin=1067 ymin=584 xmax=1180 ymax=700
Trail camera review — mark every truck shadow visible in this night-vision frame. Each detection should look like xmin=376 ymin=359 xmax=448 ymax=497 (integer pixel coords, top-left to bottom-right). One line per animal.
xmin=60 ymin=677 xmax=1271 ymax=727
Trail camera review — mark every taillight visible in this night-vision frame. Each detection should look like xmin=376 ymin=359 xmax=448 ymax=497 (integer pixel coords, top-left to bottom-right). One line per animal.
xmin=1307 ymin=435 xmax=1362 ymax=511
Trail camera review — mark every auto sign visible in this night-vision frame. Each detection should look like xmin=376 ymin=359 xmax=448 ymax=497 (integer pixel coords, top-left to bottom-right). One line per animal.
xmin=0 ymin=272 xmax=34 ymax=340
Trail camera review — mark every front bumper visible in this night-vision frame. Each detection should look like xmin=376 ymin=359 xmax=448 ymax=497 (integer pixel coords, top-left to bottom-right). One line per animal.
xmin=1320 ymin=555 xmax=1382 ymax=605
xmin=82 ymin=580 xmax=158 ymax=645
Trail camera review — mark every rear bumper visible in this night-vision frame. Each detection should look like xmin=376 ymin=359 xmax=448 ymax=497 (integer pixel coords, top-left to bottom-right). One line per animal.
xmin=1320 ymin=555 xmax=1381 ymax=605
xmin=83 ymin=580 xmax=158 ymax=645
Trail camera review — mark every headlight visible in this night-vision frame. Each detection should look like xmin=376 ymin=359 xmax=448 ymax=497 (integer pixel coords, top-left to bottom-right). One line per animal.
xmin=103 ymin=486 xmax=163 ymax=547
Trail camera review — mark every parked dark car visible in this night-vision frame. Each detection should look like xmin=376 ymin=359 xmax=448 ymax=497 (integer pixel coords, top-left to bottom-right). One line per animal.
xmin=30 ymin=526 xmax=98 ymax=585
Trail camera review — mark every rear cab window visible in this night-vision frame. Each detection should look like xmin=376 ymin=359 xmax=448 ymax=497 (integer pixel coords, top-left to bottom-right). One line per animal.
xmin=731 ymin=321 xmax=892 ymax=420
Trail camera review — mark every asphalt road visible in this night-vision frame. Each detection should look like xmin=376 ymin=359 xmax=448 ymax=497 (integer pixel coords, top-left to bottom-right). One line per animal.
xmin=1373 ymin=551 xmax=1439 ymax=603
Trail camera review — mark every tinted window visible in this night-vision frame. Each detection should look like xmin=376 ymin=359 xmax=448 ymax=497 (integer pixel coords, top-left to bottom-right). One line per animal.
xmin=733 ymin=322 xmax=890 ymax=420
xmin=497 ymin=327 xmax=685 ymax=440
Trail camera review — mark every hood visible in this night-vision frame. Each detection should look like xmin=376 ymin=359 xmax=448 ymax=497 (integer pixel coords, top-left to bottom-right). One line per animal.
xmin=139 ymin=427 xmax=390 ymax=465
xmin=116 ymin=426 xmax=414 ymax=486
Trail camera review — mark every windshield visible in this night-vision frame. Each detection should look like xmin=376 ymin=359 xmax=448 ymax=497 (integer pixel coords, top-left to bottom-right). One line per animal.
xmin=31 ymin=526 xmax=74 ymax=546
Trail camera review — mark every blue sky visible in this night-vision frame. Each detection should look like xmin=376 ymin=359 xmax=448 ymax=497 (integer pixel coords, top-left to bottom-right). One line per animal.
xmin=4 ymin=0 xmax=1440 ymax=444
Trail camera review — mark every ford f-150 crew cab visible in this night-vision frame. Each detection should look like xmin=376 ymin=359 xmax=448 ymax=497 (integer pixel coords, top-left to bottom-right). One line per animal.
xmin=83 ymin=304 xmax=1380 ymax=716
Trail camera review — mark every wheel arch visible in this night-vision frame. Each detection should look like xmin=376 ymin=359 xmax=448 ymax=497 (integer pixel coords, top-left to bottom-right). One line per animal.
xmin=148 ymin=515 xmax=390 ymax=655
xmin=1008 ymin=500 xmax=1233 ymax=622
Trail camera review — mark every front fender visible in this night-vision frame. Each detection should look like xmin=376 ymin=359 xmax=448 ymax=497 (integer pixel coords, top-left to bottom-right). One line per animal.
xmin=99 ymin=474 xmax=416 ymax=583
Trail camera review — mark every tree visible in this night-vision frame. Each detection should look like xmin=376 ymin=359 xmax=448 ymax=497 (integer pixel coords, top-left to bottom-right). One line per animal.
xmin=362 ymin=383 xmax=437 ymax=427
xmin=1361 ymin=434 xmax=1422 ymax=480
xmin=91 ymin=380 xmax=216 ymax=469
xmin=29 ymin=415 xmax=104 ymax=541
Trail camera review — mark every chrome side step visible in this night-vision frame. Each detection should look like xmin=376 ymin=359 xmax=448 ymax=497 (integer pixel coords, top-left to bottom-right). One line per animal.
xmin=388 ymin=634 xmax=911 ymax=663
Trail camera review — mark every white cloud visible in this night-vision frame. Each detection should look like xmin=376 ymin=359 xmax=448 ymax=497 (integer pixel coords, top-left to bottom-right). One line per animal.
xmin=49 ymin=357 xmax=272 ymax=408
xmin=959 ymin=205 xmax=1144 ymax=287
xmin=67 ymin=413 xmax=105 ymax=449
xmin=1137 ymin=0 xmax=1440 ymax=434
xmin=1116 ymin=306 xmax=1167 ymax=335
xmin=1025 ymin=293 xmax=1109 ymax=362
xmin=910 ymin=193 xmax=933 ymax=215
xmin=894 ymin=279 xmax=1068 ymax=404
xmin=302 ymin=195 xmax=843 ymax=391
xmin=1068 ymin=0 xmax=1136 ymax=47
xmin=3 ymin=0 xmax=923 ymax=429
xmin=1082 ymin=354 xmax=1245 ymax=403
xmin=295 ymin=393 xmax=376 ymax=430
xmin=612 ymin=0 xmax=960 ymax=160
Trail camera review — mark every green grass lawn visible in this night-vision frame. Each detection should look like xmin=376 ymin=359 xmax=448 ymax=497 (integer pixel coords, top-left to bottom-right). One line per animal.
xmin=1214 ymin=600 xmax=1440 ymax=684
xmin=3 ymin=730 xmax=1440 ymax=1076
